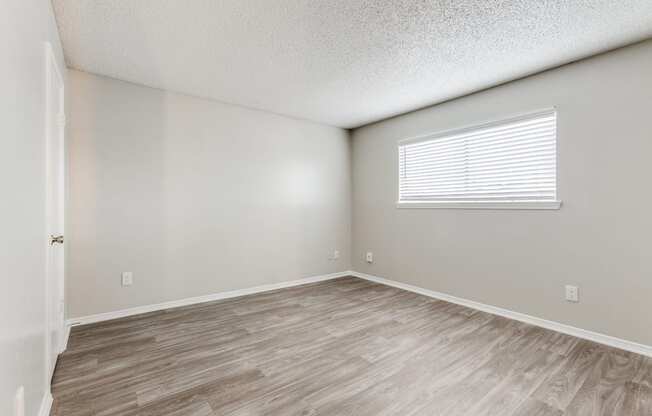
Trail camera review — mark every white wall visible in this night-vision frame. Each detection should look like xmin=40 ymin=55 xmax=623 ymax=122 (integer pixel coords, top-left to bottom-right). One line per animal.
xmin=67 ymin=70 xmax=351 ymax=319
xmin=0 ymin=1 xmax=66 ymax=415
xmin=352 ymin=40 xmax=652 ymax=346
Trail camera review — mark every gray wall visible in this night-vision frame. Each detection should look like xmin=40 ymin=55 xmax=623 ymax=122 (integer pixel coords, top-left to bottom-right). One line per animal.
xmin=0 ymin=1 xmax=66 ymax=415
xmin=67 ymin=70 xmax=351 ymax=318
xmin=352 ymin=40 xmax=652 ymax=346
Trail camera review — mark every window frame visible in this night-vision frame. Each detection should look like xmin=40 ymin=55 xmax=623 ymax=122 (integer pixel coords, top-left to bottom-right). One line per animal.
xmin=396 ymin=108 xmax=562 ymax=210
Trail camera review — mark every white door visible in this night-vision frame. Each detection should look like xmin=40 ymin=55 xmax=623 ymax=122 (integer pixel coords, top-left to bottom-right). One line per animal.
xmin=45 ymin=43 xmax=65 ymax=379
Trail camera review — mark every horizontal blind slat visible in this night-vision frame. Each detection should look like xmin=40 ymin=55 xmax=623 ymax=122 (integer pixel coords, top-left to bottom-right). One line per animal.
xmin=401 ymin=196 xmax=555 ymax=202
xmin=403 ymin=137 xmax=555 ymax=167
xmin=400 ymin=165 xmax=555 ymax=182
xmin=400 ymin=181 xmax=556 ymax=193
xmin=403 ymin=115 xmax=555 ymax=150
xmin=403 ymin=154 xmax=556 ymax=176
xmin=403 ymin=144 xmax=556 ymax=172
xmin=403 ymin=192 xmax=556 ymax=199
xmin=404 ymin=124 xmax=554 ymax=155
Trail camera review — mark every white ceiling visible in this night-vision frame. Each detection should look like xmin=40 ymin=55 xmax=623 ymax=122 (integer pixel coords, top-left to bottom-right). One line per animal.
xmin=53 ymin=1 xmax=652 ymax=128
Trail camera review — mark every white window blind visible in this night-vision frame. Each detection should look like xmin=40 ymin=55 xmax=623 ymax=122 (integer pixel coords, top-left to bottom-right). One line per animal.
xmin=398 ymin=109 xmax=560 ymax=209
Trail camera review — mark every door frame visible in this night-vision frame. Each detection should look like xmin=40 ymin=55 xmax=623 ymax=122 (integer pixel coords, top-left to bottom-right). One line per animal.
xmin=44 ymin=41 xmax=66 ymax=381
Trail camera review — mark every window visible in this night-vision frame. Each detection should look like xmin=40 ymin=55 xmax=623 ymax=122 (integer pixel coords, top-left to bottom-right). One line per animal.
xmin=397 ymin=109 xmax=560 ymax=209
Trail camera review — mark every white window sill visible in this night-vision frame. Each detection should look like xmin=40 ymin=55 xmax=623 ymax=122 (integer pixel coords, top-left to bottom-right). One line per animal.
xmin=396 ymin=201 xmax=562 ymax=210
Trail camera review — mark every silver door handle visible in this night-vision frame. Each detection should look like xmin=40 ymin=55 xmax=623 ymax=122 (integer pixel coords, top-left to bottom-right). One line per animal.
xmin=50 ymin=235 xmax=64 ymax=245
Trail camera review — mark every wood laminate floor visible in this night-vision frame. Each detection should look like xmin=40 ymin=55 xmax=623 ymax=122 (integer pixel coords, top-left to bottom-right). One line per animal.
xmin=51 ymin=277 xmax=652 ymax=416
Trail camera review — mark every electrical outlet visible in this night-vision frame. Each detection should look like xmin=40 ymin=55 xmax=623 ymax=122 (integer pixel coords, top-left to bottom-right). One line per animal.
xmin=366 ymin=252 xmax=373 ymax=263
xmin=121 ymin=272 xmax=133 ymax=287
xmin=565 ymin=285 xmax=579 ymax=302
xmin=332 ymin=250 xmax=340 ymax=260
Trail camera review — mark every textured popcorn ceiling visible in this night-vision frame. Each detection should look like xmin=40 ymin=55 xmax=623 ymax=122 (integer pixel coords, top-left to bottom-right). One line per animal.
xmin=52 ymin=1 xmax=652 ymax=128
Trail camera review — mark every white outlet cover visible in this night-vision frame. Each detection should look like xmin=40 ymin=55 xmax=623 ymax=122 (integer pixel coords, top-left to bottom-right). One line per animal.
xmin=333 ymin=250 xmax=340 ymax=260
xmin=366 ymin=252 xmax=373 ymax=263
xmin=122 ymin=272 xmax=133 ymax=286
xmin=565 ymin=285 xmax=579 ymax=302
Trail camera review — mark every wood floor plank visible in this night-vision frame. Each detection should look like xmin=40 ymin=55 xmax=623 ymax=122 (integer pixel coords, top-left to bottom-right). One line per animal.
xmin=564 ymin=347 xmax=644 ymax=415
xmin=511 ymin=398 xmax=563 ymax=416
xmin=50 ymin=277 xmax=652 ymax=415
xmin=531 ymin=340 xmax=603 ymax=411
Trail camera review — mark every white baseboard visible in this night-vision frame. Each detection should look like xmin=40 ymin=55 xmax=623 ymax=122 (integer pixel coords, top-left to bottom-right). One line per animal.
xmin=61 ymin=322 xmax=71 ymax=352
xmin=66 ymin=271 xmax=350 ymax=327
xmin=38 ymin=392 xmax=53 ymax=416
xmin=351 ymin=271 xmax=652 ymax=358
xmin=64 ymin=269 xmax=652 ymax=357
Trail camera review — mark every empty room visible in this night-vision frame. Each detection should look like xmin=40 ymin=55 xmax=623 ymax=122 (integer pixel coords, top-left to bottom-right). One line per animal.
xmin=4 ymin=1 xmax=652 ymax=415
